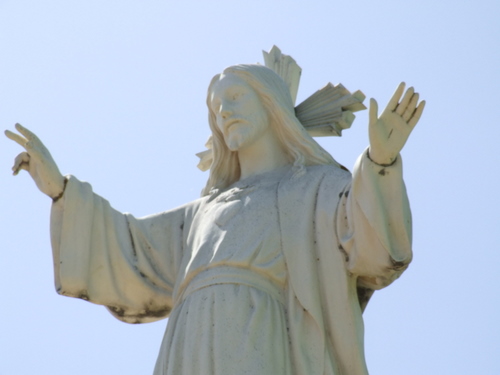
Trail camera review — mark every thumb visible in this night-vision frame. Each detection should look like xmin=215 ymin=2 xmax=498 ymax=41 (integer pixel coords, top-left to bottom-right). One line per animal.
xmin=369 ymin=98 xmax=378 ymax=125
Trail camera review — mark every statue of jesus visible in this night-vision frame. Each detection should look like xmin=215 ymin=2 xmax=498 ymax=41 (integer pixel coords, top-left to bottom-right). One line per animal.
xmin=6 ymin=49 xmax=424 ymax=375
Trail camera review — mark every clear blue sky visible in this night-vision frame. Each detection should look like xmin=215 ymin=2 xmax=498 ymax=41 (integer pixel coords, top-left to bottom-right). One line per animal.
xmin=1 ymin=1 xmax=499 ymax=374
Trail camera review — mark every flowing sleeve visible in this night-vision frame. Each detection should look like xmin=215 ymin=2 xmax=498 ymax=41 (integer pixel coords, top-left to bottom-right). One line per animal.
xmin=50 ymin=175 xmax=198 ymax=323
xmin=336 ymin=149 xmax=413 ymax=290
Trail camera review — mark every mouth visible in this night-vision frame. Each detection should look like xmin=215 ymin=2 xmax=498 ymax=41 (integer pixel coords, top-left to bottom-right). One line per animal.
xmin=224 ymin=119 xmax=242 ymax=133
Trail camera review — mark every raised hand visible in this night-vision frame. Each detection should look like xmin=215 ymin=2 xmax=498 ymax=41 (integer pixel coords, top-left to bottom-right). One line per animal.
xmin=368 ymin=82 xmax=425 ymax=165
xmin=5 ymin=123 xmax=65 ymax=199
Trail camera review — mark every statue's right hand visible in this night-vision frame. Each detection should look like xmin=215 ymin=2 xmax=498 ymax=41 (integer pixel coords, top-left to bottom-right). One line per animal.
xmin=5 ymin=123 xmax=65 ymax=199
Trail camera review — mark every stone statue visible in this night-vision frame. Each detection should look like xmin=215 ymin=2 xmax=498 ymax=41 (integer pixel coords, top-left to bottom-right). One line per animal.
xmin=5 ymin=47 xmax=424 ymax=375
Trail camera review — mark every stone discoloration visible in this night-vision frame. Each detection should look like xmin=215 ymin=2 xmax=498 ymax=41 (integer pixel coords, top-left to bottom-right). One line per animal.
xmin=338 ymin=244 xmax=349 ymax=262
xmin=108 ymin=304 xmax=171 ymax=323
xmin=389 ymin=258 xmax=408 ymax=271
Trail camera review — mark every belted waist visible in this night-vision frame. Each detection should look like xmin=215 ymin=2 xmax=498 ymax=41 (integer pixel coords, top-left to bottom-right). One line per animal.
xmin=175 ymin=266 xmax=285 ymax=306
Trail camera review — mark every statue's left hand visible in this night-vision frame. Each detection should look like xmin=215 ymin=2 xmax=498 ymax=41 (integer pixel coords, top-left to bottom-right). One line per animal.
xmin=368 ymin=82 xmax=425 ymax=165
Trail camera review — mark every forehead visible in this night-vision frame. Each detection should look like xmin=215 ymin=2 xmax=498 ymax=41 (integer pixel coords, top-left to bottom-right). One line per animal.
xmin=210 ymin=73 xmax=253 ymax=98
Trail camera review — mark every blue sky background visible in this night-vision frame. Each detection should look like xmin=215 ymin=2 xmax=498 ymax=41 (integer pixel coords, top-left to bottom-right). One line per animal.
xmin=1 ymin=1 xmax=499 ymax=374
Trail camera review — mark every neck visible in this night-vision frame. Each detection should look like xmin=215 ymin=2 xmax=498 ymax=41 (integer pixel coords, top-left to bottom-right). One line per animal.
xmin=237 ymin=131 xmax=290 ymax=180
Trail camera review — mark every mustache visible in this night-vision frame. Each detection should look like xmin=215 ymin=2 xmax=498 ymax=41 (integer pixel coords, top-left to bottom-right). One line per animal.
xmin=223 ymin=118 xmax=247 ymax=133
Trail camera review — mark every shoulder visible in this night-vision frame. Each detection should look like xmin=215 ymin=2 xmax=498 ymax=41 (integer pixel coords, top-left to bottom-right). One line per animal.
xmin=305 ymin=164 xmax=352 ymax=183
xmin=279 ymin=164 xmax=351 ymax=199
xmin=135 ymin=196 xmax=207 ymax=223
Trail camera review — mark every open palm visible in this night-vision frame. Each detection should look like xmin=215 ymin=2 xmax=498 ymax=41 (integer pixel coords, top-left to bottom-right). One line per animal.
xmin=368 ymin=82 xmax=425 ymax=165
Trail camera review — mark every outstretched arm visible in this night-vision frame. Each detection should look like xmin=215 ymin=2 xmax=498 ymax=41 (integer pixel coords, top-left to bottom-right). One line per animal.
xmin=368 ymin=82 xmax=425 ymax=165
xmin=5 ymin=123 xmax=65 ymax=199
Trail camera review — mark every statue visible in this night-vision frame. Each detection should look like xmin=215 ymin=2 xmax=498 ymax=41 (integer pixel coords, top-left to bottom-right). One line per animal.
xmin=5 ymin=47 xmax=424 ymax=375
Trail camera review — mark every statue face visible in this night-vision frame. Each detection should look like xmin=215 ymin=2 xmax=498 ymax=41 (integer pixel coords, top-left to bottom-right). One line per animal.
xmin=209 ymin=73 xmax=270 ymax=152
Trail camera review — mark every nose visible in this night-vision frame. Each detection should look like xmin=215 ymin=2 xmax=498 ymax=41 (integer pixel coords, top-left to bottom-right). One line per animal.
xmin=219 ymin=100 xmax=232 ymax=119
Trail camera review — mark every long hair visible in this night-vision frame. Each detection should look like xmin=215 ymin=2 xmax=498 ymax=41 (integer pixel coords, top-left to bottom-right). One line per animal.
xmin=202 ymin=64 xmax=340 ymax=196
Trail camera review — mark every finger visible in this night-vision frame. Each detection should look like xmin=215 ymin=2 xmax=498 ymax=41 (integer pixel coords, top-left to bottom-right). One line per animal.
xmin=387 ymin=82 xmax=406 ymax=111
xmin=5 ymin=130 xmax=28 ymax=148
xmin=15 ymin=123 xmax=40 ymax=143
xmin=408 ymin=100 xmax=426 ymax=129
xmin=369 ymin=98 xmax=379 ymax=125
xmin=403 ymin=93 xmax=419 ymax=122
xmin=395 ymin=87 xmax=415 ymax=116
xmin=12 ymin=152 xmax=30 ymax=175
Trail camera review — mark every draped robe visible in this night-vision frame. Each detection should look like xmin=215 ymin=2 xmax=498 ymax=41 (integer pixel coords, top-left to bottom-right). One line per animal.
xmin=50 ymin=150 xmax=412 ymax=375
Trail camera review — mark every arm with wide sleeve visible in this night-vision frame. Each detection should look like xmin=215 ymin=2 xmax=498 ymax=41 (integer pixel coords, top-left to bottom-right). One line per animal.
xmin=50 ymin=175 xmax=196 ymax=323
xmin=336 ymin=149 xmax=412 ymax=290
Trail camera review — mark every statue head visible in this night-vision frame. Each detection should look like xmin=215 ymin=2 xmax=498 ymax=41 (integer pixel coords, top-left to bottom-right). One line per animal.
xmin=208 ymin=71 xmax=273 ymax=153
xmin=202 ymin=64 xmax=337 ymax=195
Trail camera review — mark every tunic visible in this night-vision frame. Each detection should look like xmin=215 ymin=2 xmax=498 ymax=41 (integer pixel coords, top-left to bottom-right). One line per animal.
xmin=50 ymin=150 xmax=412 ymax=375
xmin=157 ymin=168 xmax=291 ymax=374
